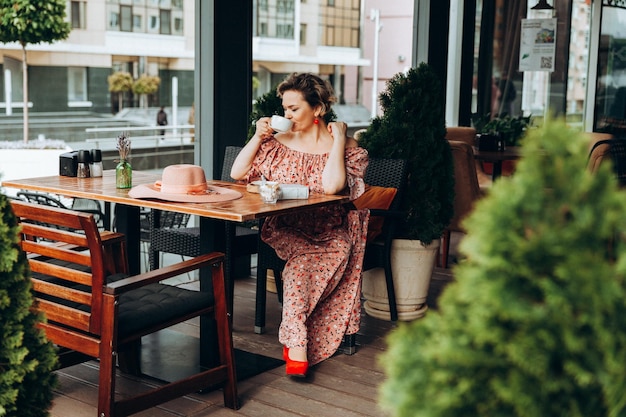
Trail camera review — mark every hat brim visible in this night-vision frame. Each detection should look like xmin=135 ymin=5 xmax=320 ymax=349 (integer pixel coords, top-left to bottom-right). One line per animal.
xmin=128 ymin=183 xmax=242 ymax=203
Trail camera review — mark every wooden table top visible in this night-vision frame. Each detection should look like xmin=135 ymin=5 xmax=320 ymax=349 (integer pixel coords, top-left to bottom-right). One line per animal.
xmin=2 ymin=170 xmax=350 ymax=222
xmin=472 ymin=146 xmax=522 ymax=162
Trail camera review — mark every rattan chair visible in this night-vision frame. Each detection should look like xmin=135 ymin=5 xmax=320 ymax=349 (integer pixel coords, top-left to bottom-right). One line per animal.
xmin=255 ymin=157 xmax=408 ymax=343
xmin=17 ymin=190 xmax=106 ymax=229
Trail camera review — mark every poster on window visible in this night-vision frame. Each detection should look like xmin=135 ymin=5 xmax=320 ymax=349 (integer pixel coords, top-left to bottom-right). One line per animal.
xmin=519 ymin=18 xmax=557 ymax=72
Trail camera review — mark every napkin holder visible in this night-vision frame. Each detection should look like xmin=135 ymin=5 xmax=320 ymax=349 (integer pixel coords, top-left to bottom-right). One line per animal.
xmin=477 ymin=133 xmax=504 ymax=152
xmin=59 ymin=151 xmax=79 ymax=177
xmin=279 ymin=184 xmax=309 ymax=200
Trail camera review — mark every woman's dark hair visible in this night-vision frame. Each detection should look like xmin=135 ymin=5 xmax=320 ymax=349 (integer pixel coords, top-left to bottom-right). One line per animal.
xmin=277 ymin=73 xmax=337 ymax=117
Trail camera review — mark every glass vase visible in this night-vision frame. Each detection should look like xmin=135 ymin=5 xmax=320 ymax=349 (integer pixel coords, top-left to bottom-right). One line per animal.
xmin=116 ymin=159 xmax=132 ymax=189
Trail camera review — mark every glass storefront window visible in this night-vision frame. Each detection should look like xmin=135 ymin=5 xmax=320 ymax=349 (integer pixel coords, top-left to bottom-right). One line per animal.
xmin=594 ymin=5 xmax=626 ymax=134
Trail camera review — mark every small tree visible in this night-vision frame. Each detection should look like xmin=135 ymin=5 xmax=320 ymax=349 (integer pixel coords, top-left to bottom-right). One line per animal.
xmin=132 ymin=74 xmax=161 ymax=108
xmin=107 ymin=71 xmax=133 ymax=113
xmin=0 ymin=0 xmax=71 ymax=143
xmin=358 ymin=63 xmax=454 ymax=244
xmin=0 ymin=192 xmax=58 ymax=417
xmin=379 ymin=117 xmax=626 ymax=416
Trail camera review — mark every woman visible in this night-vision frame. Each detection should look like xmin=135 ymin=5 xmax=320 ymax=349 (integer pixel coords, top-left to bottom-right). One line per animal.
xmin=231 ymin=73 xmax=369 ymax=377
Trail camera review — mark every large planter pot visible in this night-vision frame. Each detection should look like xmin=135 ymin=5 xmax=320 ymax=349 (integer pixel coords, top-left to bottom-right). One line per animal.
xmin=362 ymin=238 xmax=439 ymax=321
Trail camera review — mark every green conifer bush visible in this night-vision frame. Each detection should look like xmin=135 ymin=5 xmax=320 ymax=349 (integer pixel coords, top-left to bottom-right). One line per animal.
xmin=358 ymin=63 xmax=454 ymax=244
xmin=379 ymin=118 xmax=626 ymax=416
xmin=0 ymin=193 xmax=58 ymax=417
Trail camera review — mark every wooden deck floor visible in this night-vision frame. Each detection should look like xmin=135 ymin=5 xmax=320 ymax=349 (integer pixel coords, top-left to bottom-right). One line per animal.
xmin=48 ymin=261 xmax=455 ymax=417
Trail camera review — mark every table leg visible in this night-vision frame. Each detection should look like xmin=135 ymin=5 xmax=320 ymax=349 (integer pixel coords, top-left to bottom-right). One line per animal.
xmin=198 ymin=216 xmax=229 ymax=369
xmin=491 ymin=161 xmax=503 ymax=180
xmin=114 ymin=204 xmax=141 ymax=275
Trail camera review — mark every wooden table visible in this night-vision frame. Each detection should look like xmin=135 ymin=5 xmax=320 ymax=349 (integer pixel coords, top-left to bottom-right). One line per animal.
xmin=3 ymin=170 xmax=350 ymax=310
xmin=472 ymin=146 xmax=522 ymax=180
xmin=5 ymin=169 xmax=351 ymax=381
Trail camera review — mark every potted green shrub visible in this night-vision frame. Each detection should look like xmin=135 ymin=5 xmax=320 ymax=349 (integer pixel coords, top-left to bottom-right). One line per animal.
xmin=379 ymin=117 xmax=626 ymax=416
xmin=0 ymin=191 xmax=58 ymax=416
xmin=358 ymin=63 xmax=454 ymax=321
xmin=472 ymin=113 xmax=532 ymax=176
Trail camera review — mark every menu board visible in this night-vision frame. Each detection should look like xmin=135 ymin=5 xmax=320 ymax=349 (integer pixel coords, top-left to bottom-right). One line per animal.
xmin=519 ymin=18 xmax=557 ymax=72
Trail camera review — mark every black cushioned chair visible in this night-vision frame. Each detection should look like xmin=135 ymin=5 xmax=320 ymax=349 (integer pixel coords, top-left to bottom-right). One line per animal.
xmin=147 ymin=146 xmax=258 ymax=284
xmin=255 ymin=157 xmax=408 ymax=348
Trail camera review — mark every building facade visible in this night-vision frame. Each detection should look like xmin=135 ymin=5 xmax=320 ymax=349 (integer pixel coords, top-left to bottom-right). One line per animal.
xmin=0 ymin=0 xmax=376 ymax=118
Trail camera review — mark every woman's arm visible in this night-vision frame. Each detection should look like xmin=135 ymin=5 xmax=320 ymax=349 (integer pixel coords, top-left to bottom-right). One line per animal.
xmin=322 ymin=122 xmax=352 ymax=194
xmin=230 ymin=117 xmax=273 ymax=180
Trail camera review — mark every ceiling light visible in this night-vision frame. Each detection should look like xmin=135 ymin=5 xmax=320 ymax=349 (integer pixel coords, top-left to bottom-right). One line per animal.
xmin=531 ymin=0 xmax=554 ymax=10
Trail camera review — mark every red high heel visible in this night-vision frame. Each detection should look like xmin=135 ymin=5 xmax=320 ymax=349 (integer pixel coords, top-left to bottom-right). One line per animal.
xmin=283 ymin=347 xmax=308 ymax=377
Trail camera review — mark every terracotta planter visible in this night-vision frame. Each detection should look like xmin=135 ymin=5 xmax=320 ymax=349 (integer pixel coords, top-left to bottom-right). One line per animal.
xmin=362 ymin=238 xmax=439 ymax=321
xmin=482 ymin=160 xmax=517 ymax=176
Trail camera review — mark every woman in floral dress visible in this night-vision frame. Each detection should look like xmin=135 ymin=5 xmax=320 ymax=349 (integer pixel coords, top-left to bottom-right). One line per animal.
xmin=231 ymin=73 xmax=369 ymax=377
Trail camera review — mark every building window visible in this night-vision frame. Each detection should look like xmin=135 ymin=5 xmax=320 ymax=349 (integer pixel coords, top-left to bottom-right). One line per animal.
xmin=255 ymin=0 xmax=295 ymax=39
xmin=173 ymin=16 xmax=183 ymax=34
xmin=71 ymin=1 xmax=86 ymax=29
xmin=109 ymin=12 xmax=120 ymax=30
xmin=278 ymin=0 xmax=293 ymax=12
xmin=106 ymin=1 xmax=183 ymax=34
xmin=149 ymin=14 xmax=159 ymax=33
xmin=120 ymin=5 xmax=132 ymax=32
xmin=133 ymin=14 xmax=143 ymax=31
xmin=300 ymin=23 xmax=307 ymax=45
xmin=328 ymin=0 xmax=335 ymax=6
xmin=276 ymin=24 xmax=294 ymax=39
xmin=319 ymin=2 xmax=360 ymax=47
xmin=160 ymin=9 xmax=171 ymax=34
xmin=68 ymin=67 xmax=87 ymax=103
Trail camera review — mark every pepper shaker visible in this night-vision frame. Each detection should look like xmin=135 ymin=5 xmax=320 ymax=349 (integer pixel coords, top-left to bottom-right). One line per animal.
xmin=77 ymin=150 xmax=91 ymax=178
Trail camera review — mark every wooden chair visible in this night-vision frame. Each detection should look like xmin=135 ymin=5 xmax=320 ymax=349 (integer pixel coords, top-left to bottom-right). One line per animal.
xmin=588 ymin=137 xmax=626 ymax=186
xmin=445 ymin=126 xmax=492 ymax=189
xmin=255 ymin=157 xmax=408 ymax=335
xmin=10 ymin=200 xmax=239 ymax=417
xmin=441 ymin=140 xmax=484 ymax=268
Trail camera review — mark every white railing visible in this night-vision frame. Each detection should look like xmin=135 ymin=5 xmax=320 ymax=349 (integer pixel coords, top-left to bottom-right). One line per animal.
xmin=84 ymin=124 xmax=195 ymax=149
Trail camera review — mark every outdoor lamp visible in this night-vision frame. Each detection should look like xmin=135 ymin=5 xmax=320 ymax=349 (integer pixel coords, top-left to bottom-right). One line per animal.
xmin=531 ymin=0 xmax=554 ymax=10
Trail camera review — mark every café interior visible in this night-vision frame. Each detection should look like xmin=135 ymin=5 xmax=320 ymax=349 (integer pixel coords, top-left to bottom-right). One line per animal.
xmin=6 ymin=1 xmax=626 ymax=416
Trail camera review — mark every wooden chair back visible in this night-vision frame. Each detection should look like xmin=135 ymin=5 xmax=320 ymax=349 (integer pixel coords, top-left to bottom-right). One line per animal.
xmin=440 ymin=140 xmax=484 ymax=268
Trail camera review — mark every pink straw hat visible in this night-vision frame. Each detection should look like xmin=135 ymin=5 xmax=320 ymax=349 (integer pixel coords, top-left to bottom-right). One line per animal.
xmin=128 ymin=164 xmax=242 ymax=203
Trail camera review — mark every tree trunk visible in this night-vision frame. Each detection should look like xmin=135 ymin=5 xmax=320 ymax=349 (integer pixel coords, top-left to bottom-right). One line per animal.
xmin=118 ymin=92 xmax=123 ymax=114
xmin=21 ymin=45 xmax=29 ymax=143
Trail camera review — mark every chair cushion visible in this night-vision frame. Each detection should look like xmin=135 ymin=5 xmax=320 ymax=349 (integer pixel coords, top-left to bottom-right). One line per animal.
xmin=353 ymin=185 xmax=398 ymax=241
xmin=111 ymin=274 xmax=214 ymax=338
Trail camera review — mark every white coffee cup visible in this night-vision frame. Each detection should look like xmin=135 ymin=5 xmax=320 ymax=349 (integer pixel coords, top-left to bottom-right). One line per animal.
xmin=270 ymin=115 xmax=293 ymax=133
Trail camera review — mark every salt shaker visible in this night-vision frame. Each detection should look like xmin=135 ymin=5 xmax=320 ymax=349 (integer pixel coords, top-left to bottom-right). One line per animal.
xmin=90 ymin=149 xmax=103 ymax=177
xmin=77 ymin=150 xmax=91 ymax=178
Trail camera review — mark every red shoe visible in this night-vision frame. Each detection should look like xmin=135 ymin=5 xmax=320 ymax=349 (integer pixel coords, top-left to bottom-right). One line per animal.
xmin=284 ymin=347 xmax=308 ymax=377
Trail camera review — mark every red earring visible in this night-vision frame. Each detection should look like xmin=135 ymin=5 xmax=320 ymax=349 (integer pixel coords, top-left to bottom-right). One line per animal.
xmin=314 ymin=118 xmax=319 ymax=125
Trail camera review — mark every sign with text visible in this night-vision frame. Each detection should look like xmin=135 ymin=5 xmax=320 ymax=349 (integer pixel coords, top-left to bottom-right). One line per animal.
xmin=519 ymin=18 xmax=557 ymax=72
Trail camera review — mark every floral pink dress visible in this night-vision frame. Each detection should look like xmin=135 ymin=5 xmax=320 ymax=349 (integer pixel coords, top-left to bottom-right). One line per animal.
xmin=245 ymin=137 xmax=369 ymax=365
